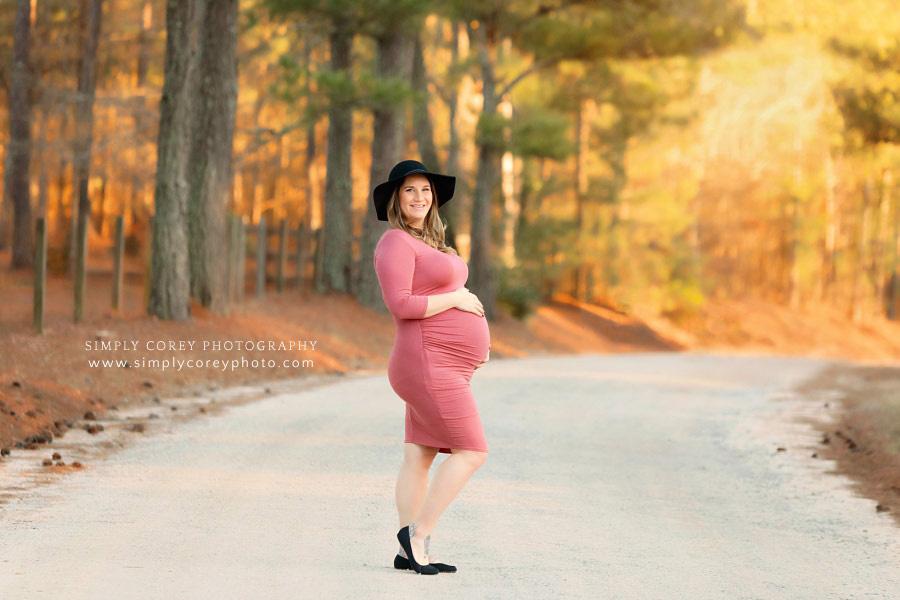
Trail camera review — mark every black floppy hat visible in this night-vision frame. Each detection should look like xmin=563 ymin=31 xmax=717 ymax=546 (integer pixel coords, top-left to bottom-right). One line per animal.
xmin=372 ymin=160 xmax=456 ymax=221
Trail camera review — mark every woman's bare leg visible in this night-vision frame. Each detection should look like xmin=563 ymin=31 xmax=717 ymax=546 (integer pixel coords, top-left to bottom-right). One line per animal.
xmin=407 ymin=448 xmax=487 ymax=562
xmin=396 ymin=443 xmax=438 ymax=562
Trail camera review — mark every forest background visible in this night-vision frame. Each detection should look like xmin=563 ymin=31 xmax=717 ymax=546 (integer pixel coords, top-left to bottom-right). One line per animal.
xmin=0 ymin=0 xmax=899 ymax=334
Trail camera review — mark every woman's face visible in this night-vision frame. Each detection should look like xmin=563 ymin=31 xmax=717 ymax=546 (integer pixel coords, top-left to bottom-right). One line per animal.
xmin=397 ymin=174 xmax=433 ymax=228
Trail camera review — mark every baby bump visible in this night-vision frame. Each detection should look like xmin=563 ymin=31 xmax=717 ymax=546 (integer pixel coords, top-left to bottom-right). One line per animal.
xmin=420 ymin=308 xmax=490 ymax=367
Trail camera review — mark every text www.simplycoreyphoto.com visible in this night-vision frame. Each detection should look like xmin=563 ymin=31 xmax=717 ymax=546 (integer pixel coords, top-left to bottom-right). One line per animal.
xmin=84 ymin=338 xmax=319 ymax=372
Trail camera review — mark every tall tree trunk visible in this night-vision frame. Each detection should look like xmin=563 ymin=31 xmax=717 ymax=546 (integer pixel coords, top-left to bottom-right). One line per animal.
xmin=469 ymin=21 xmax=499 ymax=320
xmin=34 ymin=0 xmax=54 ymax=237
xmin=188 ymin=0 xmax=238 ymax=313
xmin=850 ymin=177 xmax=872 ymax=322
xmin=5 ymin=0 xmax=33 ymax=268
xmin=821 ymin=152 xmax=837 ymax=302
xmin=246 ymin=94 xmax=265 ymax=224
xmin=69 ymin=0 xmax=103 ymax=276
xmin=442 ymin=21 xmax=462 ymax=250
xmin=317 ymin=26 xmax=353 ymax=294
xmin=149 ymin=0 xmax=205 ymax=320
xmin=872 ymin=173 xmax=889 ymax=314
xmin=301 ymin=33 xmax=317 ymax=287
xmin=887 ymin=170 xmax=899 ymax=320
xmin=262 ymin=140 xmax=278 ymax=222
xmin=412 ymin=34 xmax=439 ymax=171
xmin=54 ymin=108 xmax=70 ymax=245
xmin=788 ymin=138 xmax=802 ymax=308
xmin=137 ymin=0 xmax=152 ymax=85
xmin=788 ymin=194 xmax=800 ymax=309
xmin=573 ymin=98 xmax=590 ymax=302
xmin=130 ymin=0 xmax=153 ymax=234
xmin=0 ymin=151 xmax=12 ymax=252
xmin=357 ymin=26 xmax=413 ymax=309
xmin=95 ymin=175 xmax=107 ymax=234
xmin=37 ymin=105 xmax=50 ymax=222
xmin=515 ymin=156 xmax=534 ymax=254
xmin=602 ymin=141 xmax=627 ymax=294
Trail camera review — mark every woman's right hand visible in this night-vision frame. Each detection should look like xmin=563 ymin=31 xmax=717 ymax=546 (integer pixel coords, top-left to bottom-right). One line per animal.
xmin=455 ymin=287 xmax=485 ymax=317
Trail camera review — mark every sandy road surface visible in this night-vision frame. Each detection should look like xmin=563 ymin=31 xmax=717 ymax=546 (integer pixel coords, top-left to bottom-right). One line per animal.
xmin=1 ymin=352 xmax=899 ymax=599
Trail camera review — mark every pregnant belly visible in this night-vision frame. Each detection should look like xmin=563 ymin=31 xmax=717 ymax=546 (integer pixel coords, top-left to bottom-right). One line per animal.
xmin=420 ymin=308 xmax=490 ymax=366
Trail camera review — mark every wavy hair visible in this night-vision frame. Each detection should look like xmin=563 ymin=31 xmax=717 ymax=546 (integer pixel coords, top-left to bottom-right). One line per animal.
xmin=386 ymin=176 xmax=459 ymax=256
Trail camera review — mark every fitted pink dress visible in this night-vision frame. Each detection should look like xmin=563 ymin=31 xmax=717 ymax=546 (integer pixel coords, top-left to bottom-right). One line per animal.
xmin=374 ymin=228 xmax=490 ymax=453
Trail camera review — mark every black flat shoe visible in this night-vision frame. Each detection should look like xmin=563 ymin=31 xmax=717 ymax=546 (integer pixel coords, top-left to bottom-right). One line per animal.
xmin=396 ymin=526 xmax=439 ymax=575
xmin=394 ymin=553 xmax=457 ymax=573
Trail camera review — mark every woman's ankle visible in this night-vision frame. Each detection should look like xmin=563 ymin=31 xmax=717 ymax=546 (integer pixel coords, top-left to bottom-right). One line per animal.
xmin=409 ymin=521 xmax=433 ymax=539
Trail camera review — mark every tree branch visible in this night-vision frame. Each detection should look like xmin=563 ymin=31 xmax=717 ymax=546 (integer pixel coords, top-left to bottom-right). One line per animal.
xmin=497 ymin=56 xmax=561 ymax=97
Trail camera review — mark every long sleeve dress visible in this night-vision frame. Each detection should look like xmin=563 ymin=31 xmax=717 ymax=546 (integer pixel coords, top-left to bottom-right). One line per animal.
xmin=373 ymin=228 xmax=490 ymax=453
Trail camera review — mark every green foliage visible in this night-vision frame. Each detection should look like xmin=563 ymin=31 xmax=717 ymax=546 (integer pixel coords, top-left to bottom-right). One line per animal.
xmin=596 ymin=64 xmax=670 ymax=140
xmin=833 ymin=83 xmax=900 ymax=145
xmin=263 ymin=0 xmax=372 ymax=27
xmin=662 ymin=237 xmax=707 ymax=319
xmin=270 ymin=55 xmax=312 ymax=107
xmin=827 ymin=23 xmax=900 ymax=147
xmin=829 ymin=37 xmax=900 ymax=71
xmin=258 ymin=0 xmax=754 ymax=321
xmin=588 ymin=177 xmax=624 ymax=206
xmin=510 ymin=213 xmax=580 ymax=309
xmin=264 ymin=0 xmax=429 ymax=126
xmin=626 ymin=2 xmax=746 ymax=58
xmin=495 ymin=262 xmax=543 ymax=319
xmin=349 ymin=63 xmax=417 ymax=113
xmin=263 ymin=0 xmax=427 ymax=37
xmin=475 ymin=112 xmax=508 ymax=152
xmin=444 ymin=54 xmax=480 ymax=90
xmin=829 ymin=36 xmax=900 ymax=145
xmin=314 ymin=67 xmax=357 ymax=106
xmin=517 ymin=11 xmax=618 ymax=62
xmin=659 ymin=277 xmax=705 ymax=322
xmin=513 ymin=0 xmax=746 ymax=64
xmin=509 ymin=106 xmax=573 ymax=160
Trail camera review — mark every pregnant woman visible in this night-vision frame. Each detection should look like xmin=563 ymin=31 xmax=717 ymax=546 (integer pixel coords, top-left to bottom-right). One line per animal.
xmin=372 ymin=160 xmax=491 ymax=575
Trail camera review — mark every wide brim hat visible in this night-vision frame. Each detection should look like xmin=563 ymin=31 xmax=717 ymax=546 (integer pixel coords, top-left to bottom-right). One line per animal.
xmin=373 ymin=159 xmax=456 ymax=221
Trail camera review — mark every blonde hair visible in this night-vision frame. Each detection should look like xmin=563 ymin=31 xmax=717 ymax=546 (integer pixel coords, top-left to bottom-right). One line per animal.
xmin=386 ymin=177 xmax=459 ymax=256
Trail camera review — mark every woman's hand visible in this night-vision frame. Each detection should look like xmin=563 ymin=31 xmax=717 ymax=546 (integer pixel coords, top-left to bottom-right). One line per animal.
xmin=454 ymin=287 xmax=485 ymax=318
xmin=475 ymin=348 xmax=490 ymax=370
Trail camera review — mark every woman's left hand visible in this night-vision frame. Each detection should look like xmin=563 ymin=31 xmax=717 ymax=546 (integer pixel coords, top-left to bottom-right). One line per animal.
xmin=475 ymin=349 xmax=490 ymax=370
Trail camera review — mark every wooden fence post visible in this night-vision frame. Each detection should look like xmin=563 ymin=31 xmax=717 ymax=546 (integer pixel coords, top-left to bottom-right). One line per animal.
xmin=256 ymin=215 xmax=266 ymax=299
xmin=314 ymin=226 xmax=324 ymax=291
xmin=143 ymin=216 xmax=153 ymax=312
xmin=295 ymin=225 xmax=303 ymax=288
xmin=33 ymin=217 xmax=46 ymax=334
xmin=112 ymin=215 xmax=124 ymax=312
xmin=237 ymin=217 xmax=246 ymax=302
xmin=224 ymin=213 xmax=234 ymax=306
xmin=232 ymin=214 xmax=240 ymax=303
xmin=235 ymin=215 xmax=242 ymax=301
xmin=277 ymin=218 xmax=287 ymax=293
xmin=74 ymin=210 xmax=88 ymax=323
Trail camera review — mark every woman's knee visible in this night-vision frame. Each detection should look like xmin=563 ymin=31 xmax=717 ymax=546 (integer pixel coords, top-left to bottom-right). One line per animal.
xmin=403 ymin=443 xmax=438 ymax=470
xmin=453 ymin=449 xmax=488 ymax=469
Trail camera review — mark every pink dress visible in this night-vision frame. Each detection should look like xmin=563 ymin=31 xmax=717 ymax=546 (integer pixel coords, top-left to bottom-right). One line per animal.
xmin=374 ymin=228 xmax=490 ymax=453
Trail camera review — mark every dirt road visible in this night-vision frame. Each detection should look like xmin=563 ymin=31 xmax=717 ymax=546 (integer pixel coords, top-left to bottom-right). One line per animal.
xmin=1 ymin=352 xmax=899 ymax=599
